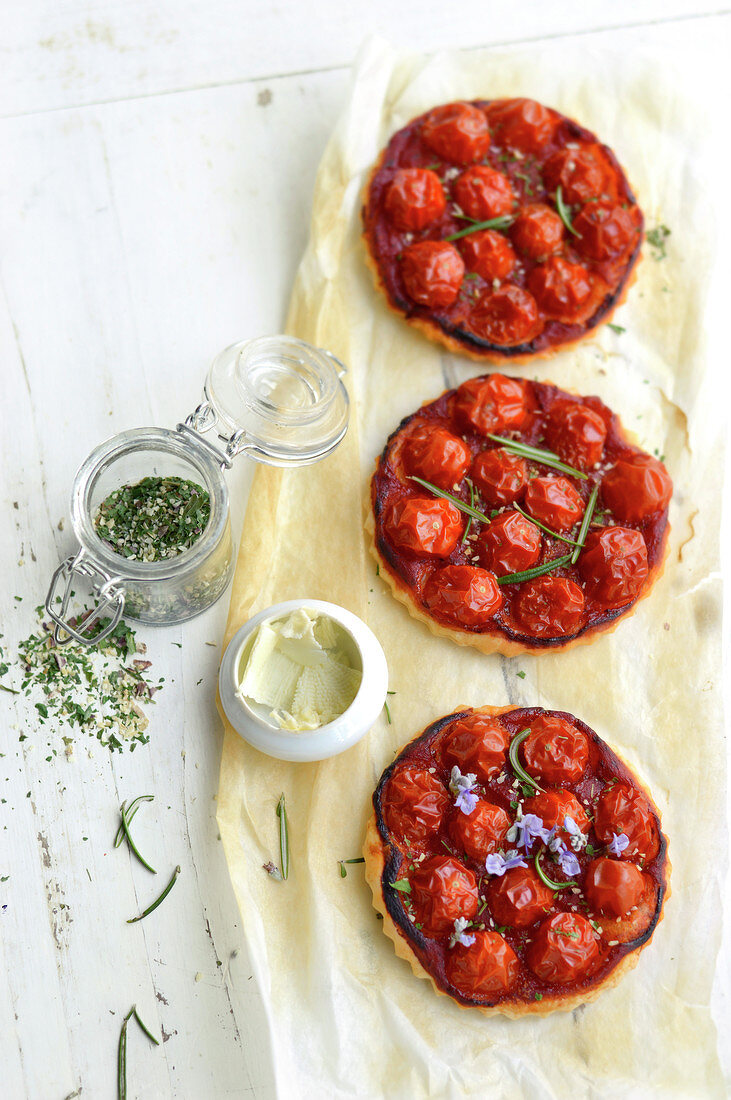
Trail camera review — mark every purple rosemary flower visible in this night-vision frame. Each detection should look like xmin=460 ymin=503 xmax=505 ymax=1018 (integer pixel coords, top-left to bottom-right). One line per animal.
xmin=449 ymin=766 xmax=479 ymax=816
xmin=448 ymin=917 xmax=476 ymax=949
xmin=485 ymin=850 xmax=527 ymax=877
xmin=608 ymin=831 xmax=630 ymax=857
xmin=507 ymin=813 xmax=548 ymax=855
xmin=563 ymin=815 xmax=588 ymax=852
xmin=558 ymin=849 xmax=581 ymax=877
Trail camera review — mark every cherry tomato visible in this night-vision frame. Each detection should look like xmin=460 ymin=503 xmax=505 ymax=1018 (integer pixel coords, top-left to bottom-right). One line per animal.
xmin=521 ymin=714 xmax=589 ymax=786
xmin=471 ymin=448 xmax=528 ymax=508
xmin=455 ymin=375 xmax=529 ymax=436
xmin=594 ymin=782 xmax=660 ymax=862
xmin=524 ymin=476 xmax=585 ymax=532
xmin=573 ymin=202 xmax=636 ymax=261
xmin=544 ymin=401 xmax=607 ymax=471
xmin=584 ymin=857 xmax=645 ymax=918
xmin=511 ymin=203 xmax=564 ymax=259
xmin=402 ymin=425 xmax=471 ymax=491
xmin=578 ymin=527 xmax=648 ymax=609
xmin=488 ymin=865 xmax=554 ymax=928
xmin=383 ymin=766 xmax=449 ymax=849
xmin=384 ymin=168 xmax=447 ymax=231
xmin=424 ymin=565 xmax=503 ymax=627
xmin=421 ymin=102 xmax=491 ymax=165
xmin=401 ymin=241 xmax=464 ymax=309
xmin=454 ymin=166 xmax=515 ymax=221
xmin=440 ymin=714 xmax=511 ymax=783
xmin=527 ymin=257 xmax=593 ymax=322
xmin=410 ymin=855 xmax=479 ymax=934
xmin=476 ymin=511 xmax=542 ymax=577
xmin=526 ymin=912 xmax=601 ymax=983
xmin=601 ymin=454 xmax=672 ymax=523
xmin=543 ymin=144 xmax=611 ymax=204
xmin=448 ymin=800 xmax=511 ymax=862
xmin=514 ymin=576 xmax=585 ymax=638
xmin=460 ymin=229 xmax=516 ymax=282
xmin=485 ymin=98 xmax=557 ymax=154
xmin=383 ymin=497 xmax=463 ymax=557
xmin=446 ymin=930 xmax=520 ymax=998
xmin=467 ymin=286 xmax=540 ymax=347
xmin=523 ymin=789 xmax=590 ymax=835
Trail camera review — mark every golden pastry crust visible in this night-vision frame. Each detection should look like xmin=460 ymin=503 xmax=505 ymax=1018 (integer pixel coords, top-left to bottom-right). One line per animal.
xmin=363 ymin=704 xmax=671 ymax=1016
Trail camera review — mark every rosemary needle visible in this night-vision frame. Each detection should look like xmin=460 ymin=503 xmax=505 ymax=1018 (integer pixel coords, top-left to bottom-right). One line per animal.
xmin=114 ymin=794 xmax=154 ymax=849
xmin=276 ymin=794 xmax=290 ymax=881
xmin=127 ymin=865 xmax=180 ymax=923
xmin=118 ymin=798 xmax=157 ymax=874
xmin=118 ymin=1005 xmax=160 ymax=1100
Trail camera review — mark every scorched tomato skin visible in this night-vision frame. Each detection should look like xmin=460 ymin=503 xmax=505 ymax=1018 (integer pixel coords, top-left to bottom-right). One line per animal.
xmin=467 ymin=285 xmax=541 ymax=347
xmin=448 ymin=800 xmax=511 ymax=862
xmin=584 ymin=858 xmax=645 ymax=918
xmin=440 ymin=714 xmax=511 ymax=783
xmin=476 ymin=511 xmax=542 ymax=577
xmin=524 ymin=476 xmax=585 ymax=532
xmin=594 ymin=783 xmax=660 ymax=862
xmin=601 ymin=454 xmax=673 ymax=524
xmin=544 ymin=401 xmax=607 ymax=471
xmin=485 ymin=98 xmax=557 ymax=155
xmin=578 ymin=527 xmax=648 ymax=609
xmin=514 ymin=576 xmax=586 ymax=638
xmin=424 ymin=565 xmax=503 ymax=627
xmin=383 ymin=766 xmax=449 ymax=850
xmin=523 ymin=789 xmax=590 ymax=835
xmin=460 ymin=229 xmax=516 ymax=282
xmin=488 ymin=866 xmax=554 ymax=928
xmin=527 ymin=256 xmax=593 ymax=322
xmin=410 ymin=856 xmax=479 ymax=935
xmin=402 ymin=426 xmax=471 ymax=490
xmin=470 ymin=448 xmax=528 ymax=508
xmin=526 ymin=913 xmax=601 ymax=983
xmin=383 ymin=497 xmax=463 ymax=557
xmin=543 ymin=144 xmax=611 ymax=204
xmin=384 ymin=168 xmax=447 ymax=231
xmin=446 ymin=930 xmax=520 ymax=998
xmin=421 ymin=102 xmax=491 ymax=165
xmin=401 ymin=241 xmax=464 ymax=309
xmin=455 ymin=374 xmax=529 ymax=436
xmin=521 ymin=715 xmax=589 ymax=786
xmin=453 ymin=165 xmax=515 ymax=221
xmin=574 ymin=202 xmax=636 ymax=262
xmin=511 ymin=203 xmax=564 ymax=259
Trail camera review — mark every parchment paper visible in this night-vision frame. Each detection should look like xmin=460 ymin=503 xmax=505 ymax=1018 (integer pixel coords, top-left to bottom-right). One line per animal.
xmin=217 ymin=39 xmax=726 ymax=1099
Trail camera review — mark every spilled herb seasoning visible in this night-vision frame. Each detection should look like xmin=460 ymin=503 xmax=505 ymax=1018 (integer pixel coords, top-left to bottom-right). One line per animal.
xmin=95 ymin=476 xmax=210 ymax=563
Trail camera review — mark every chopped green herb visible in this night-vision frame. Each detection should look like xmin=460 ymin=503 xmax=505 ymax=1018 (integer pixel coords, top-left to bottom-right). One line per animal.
xmin=534 ymin=993 xmax=543 ymax=1001
xmin=646 ymin=224 xmax=670 ymax=260
xmin=390 ymin=879 xmax=411 ymax=894
xmin=95 ymin=476 xmax=210 ymax=563
xmin=516 ymin=671 xmax=526 ymax=680
xmin=607 ymin=323 xmax=625 ymax=335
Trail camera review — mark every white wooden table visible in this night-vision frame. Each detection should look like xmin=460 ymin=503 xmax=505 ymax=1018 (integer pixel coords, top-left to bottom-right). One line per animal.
xmin=1 ymin=3 xmax=728 ymax=1097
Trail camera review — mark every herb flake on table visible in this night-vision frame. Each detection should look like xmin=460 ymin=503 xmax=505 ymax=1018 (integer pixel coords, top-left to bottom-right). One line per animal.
xmin=646 ymin=224 xmax=671 ymax=260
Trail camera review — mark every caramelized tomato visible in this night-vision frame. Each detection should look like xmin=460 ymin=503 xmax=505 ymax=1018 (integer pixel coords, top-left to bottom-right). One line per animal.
xmin=488 ymin=866 xmax=554 ymax=928
xmin=476 ymin=511 xmax=542 ymax=577
xmin=424 ymin=564 xmax=503 ymax=627
xmin=526 ymin=913 xmax=601 ymax=983
xmin=401 ymin=241 xmax=464 ymax=309
xmin=471 ymin=448 xmax=528 ymax=508
xmin=446 ymin=930 xmax=520 ymax=998
xmin=455 ymin=375 xmax=529 ymax=436
xmin=514 ymin=576 xmax=585 ymax=638
xmin=383 ymin=766 xmax=449 ymax=849
xmin=574 ymin=202 xmax=636 ymax=261
xmin=544 ymin=401 xmax=607 ymax=471
xmin=523 ymin=789 xmax=590 ymax=835
xmin=402 ymin=426 xmax=471 ymax=490
xmin=384 ymin=168 xmax=447 ymax=231
xmin=448 ymin=800 xmax=511 ymax=862
xmin=410 ymin=856 xmax=479 ymax=934
xmin=594 ymin=783 xmax=660 ymax=862
xmin=524 ymin=476 xmax=585 ymax=532
xmin=522 ymin=715 xmax=589 ymax=786
xmin=601 ymin=454 xmax=673 ymax=523
xmin=584 ymin=857 xmax=645 ymax=918
xmin=383 ymin=497 xmax=462 ymax=557
xmin=421 ymin=102 xmax=491 ymax=165
xmin=578 ymin=527 xmax=648 ymax=609
xmin=527 ymin=256 xmax=593 ymax=322
xmin=543 ymin=144 xmax=611 ymax=204
xmin=485 ymin=98 xmax=557 ymax=154
xmin=440 ymin=714 xmax=511 ymax=783
xmin=453 ymin=166 xmax=515 ymax=221
xmin=511 ymin=203 xmax=564 ymax=259
xmin=460 ymin=229 xmax=516 ymax=282
xmin=467 ymin=285 xmax=540 ymax=346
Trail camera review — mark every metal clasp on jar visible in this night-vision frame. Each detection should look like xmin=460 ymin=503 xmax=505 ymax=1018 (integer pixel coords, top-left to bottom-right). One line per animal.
xmin=45 ymin=549 xmax=125 ymax=646
xmin=177 ymin=401 xmax=248 ymax=470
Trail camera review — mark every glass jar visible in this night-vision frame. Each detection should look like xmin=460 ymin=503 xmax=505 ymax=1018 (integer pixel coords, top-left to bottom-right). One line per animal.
xmin=45 ymin=336 xmax=350 ymax=645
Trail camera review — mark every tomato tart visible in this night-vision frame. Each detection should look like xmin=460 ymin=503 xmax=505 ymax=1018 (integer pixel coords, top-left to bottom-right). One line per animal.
xmin=364 ymin=705 xmax=669 ymax=1015
xmin=362 ymin=98 xmax=643 ymax=361
xmin=368 ymin=374 xmax=671 ymax=654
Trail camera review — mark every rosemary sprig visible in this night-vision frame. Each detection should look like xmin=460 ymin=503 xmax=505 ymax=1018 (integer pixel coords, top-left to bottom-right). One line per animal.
xmin=118 ymin=1005 xmax=159 ymax=1100
xmin=117 ymin=797 xmax=157 ymax=874
xmin=534 ymin=850 xmax=577 ymax=891
xmin=277 ymin=794 xmax=289 ymax=881
xmin=570 ymin=483 xmax=599 ymax=565
xmin=508 ymin=727 xmax=543 ymax=794
xmin=444 ymin=214 xmax=514 ymax=242
xmin=408 ymin=476 xmax=490 ymax=525
xmin=512 ymin=503 xmax=580 ymax=547
xmin=461 ymin=480 xmax=476 ymax=546
xmin=555 ymin=185 xmax=582 ymax=239
xmin=496 ymin=554 xmax=573 ymax=587
xmin=486 ymin=435 xmax=588 ymax=480
xmin=338 ymin=857 xmax=366 ymax=878
xmin=114 ymin=795 xmax=154 ymax=849
xmin=127 ymin=865 xmax=180 ymax=923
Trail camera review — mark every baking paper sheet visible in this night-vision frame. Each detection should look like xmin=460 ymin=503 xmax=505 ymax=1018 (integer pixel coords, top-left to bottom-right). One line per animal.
xmin=217 ymin=38 xmax=726 ymax=1099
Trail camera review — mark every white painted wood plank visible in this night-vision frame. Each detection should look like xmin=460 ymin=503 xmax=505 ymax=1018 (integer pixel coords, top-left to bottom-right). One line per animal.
xmin=1 ymin=0 xmax=725 ymax=117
